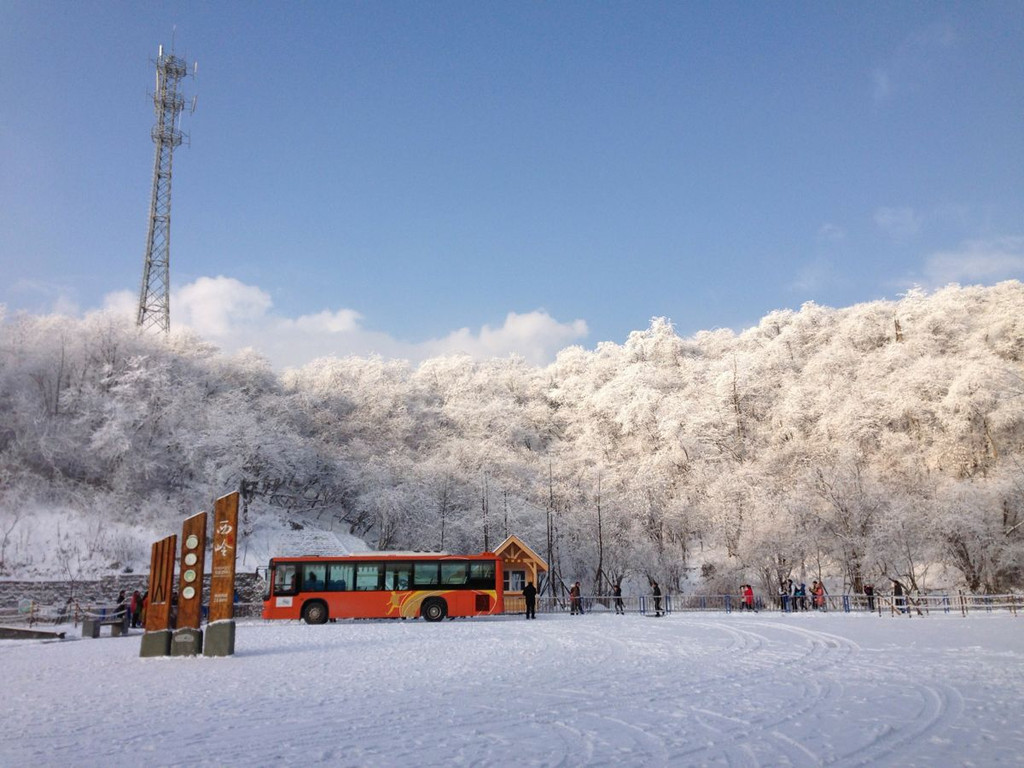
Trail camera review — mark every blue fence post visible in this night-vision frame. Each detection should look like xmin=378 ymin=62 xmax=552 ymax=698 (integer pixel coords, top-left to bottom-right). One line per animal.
xmin=665 ymin=594 xmax=672 ymax=615
xmin=724 ymin=595 xmax=732 ymax=614
xmin=639 ymin=595 xmax=647 ymax=615
xmin=943 ymin=595 xmax=950 ymax=614
xmin=700 ymin=596 xmax=706 ymax=611
xmin=842 ymin=595 xmax=850 ymax=613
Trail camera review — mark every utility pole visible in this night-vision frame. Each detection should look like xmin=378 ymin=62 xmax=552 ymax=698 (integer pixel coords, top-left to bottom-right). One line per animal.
xmin=137 ymin=43 xmax=196 ymax=334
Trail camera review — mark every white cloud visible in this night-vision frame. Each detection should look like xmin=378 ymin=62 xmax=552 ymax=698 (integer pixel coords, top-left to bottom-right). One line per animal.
xmin=422 ymin=311 xmax=590 ymax=365
xmin=102 ymin=275 xmax=589 ymax=369
xmin=874 ymin=207 xmax=923 ymax=240
xmin=175 ymin=276 xmax=274 ymax=336
xmin=286 ymin=309 xmax=362 ymax=334
xmin=101 ymin=289 xmax=138 ymax=319
xmin=921 ymin=237 xmax=1024 ymax=286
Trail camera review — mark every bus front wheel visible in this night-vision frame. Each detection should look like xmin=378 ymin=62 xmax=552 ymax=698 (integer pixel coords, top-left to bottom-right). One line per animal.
xmin=302 ymin=600 xmax=329 ymax=625
xmin=422 ymin=598 xmax=447 ymax=622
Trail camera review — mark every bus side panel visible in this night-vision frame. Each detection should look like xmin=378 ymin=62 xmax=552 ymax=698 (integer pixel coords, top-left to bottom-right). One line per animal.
xmin=262 ymin=594 xmax=301 ymax=620
xmin=264 ymin=589 xmax=505 ymax=620
xmin=262 ymin=553 xmax=506 ymax=620
xmin=494 ymin=558 xmax=504 ymax=614
xmin=325 ymin=591 xmax=399 ymax=620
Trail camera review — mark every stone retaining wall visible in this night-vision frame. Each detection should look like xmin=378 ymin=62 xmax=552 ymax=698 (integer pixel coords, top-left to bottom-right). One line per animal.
xmin=0 ymin=572 xmax=266 ymax=614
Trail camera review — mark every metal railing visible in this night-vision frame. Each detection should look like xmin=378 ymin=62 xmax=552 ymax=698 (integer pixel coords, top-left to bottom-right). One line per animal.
xmin=503 ymin=592 xmax=1022 ymax=617
xmin=3 ymin=593 xmax=1018 ymax=627
xmin=511 ymin=594 xmax=671 ymax=616
xmin=0 ymin=599 xmax=88 ymax=628
xmin=0 ymin=600 xmax=266 ymax=628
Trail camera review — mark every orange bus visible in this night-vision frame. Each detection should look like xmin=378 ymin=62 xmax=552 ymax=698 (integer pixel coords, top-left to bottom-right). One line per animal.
xmin=262 ymin=552 xmax=504 ymax=623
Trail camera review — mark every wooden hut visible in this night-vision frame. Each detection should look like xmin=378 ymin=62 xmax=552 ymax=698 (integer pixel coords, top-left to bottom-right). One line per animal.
xmin=492 ymin=535 xmax=548 ymax=613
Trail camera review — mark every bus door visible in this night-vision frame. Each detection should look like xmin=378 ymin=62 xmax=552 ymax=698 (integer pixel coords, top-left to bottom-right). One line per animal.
xmin=273 ymin=563 xmax=299 ymax=596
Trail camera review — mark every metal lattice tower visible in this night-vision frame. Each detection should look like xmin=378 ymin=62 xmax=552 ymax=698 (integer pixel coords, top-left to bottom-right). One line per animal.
xmin=137 ymin=44 xmax=196 ymax=334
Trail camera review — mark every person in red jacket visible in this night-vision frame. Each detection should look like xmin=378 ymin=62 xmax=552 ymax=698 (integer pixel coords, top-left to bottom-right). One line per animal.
xmin=129 ymin=590 xmax=141 ymax=627
xmin=812 ymin=580 xmax=826 ymax=610
xmin=742 ymin=584 xmax=755 ymax=612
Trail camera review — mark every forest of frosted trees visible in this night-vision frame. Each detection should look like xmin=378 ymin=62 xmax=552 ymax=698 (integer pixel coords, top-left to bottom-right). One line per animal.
xmin=1 ymin=282 xmax=1023 ymax=596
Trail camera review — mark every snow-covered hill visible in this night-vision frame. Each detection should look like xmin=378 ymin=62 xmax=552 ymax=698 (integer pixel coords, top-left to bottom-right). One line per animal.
xmin=2 ymin=282 xmax=1023 ymax=593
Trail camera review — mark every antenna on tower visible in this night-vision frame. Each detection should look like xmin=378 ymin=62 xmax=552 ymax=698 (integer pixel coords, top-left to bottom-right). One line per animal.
xmin=136 ymin=41 xmax=197 ymax=334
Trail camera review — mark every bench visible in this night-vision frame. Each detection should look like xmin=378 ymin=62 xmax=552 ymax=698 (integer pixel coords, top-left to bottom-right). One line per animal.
xmin=82 ymin=617 xmax=128 ymax=638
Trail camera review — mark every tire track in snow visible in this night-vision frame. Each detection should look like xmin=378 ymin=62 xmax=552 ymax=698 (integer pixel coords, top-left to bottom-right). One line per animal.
xmin=828 ymin=679 xmax=965 ymax=767
xmin=654 ymin=619 xmax=862 ymax=766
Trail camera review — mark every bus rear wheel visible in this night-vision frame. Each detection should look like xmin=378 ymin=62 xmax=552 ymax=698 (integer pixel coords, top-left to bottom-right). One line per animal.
xmin=302 ymin=600 xmax=329 ymax=625
xmin=422 ymin=598 xmax=447 ymax=622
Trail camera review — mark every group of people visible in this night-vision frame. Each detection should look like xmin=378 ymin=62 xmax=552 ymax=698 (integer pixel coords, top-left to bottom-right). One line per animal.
xmin=776 ymin=579 xmax=828 ymax=611
xmin=777 ymin=579 xmax=907 ymax=613
xmin=520 ymin=577 xmax=916 ymax=619
xmin=115 ymin=589 xmax=147 ymax=628
xmin=520 ymin=579 xmax=654 ymax=618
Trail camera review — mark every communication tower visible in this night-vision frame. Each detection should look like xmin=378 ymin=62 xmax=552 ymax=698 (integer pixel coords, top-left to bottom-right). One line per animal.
xmin=137 ymin=43 xmax=196 ymax=333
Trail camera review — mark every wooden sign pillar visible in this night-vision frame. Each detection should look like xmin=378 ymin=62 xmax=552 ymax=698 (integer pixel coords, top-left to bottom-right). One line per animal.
xmin=140 ymin=534 xmax=177 ymax=657
xmin=171 ymin=512 xmax=207 ymax=656
xmin=204 ymin=491 xmax=240 ymax=656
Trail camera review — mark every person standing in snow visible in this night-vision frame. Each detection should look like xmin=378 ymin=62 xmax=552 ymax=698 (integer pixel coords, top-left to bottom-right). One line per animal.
xmin=795 ymin=583 xmax=807 ymax=611
xmin=742 ymin=584 xmax=755 ymax=612
xmin=129 ymin=590 xmax=141 ymax=627
xmin=778 ymin=580 xmax=792 ymax=612
xmin=893 ymin=579 xmax=907 ymax=613
xmin=651 ymin=580 xmax=663 ymax=617
xmin=864 ymin=584 xmax=875 ymax=612
xmin=569 ymin=581 xmax=583 ymax=615
xmin=813 ymin=581 xmax=826 ymax=610
xmin=613 ymin=582 xmax=625 ymax=615
xmin=522 ymin=581 xmax=537 ymax=620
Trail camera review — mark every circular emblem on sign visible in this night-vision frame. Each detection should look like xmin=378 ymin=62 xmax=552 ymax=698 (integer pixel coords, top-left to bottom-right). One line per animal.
xmin=185 ymin=534 xmax=199 ymax=549
xmin=184 ymin=552 xmax=197 ymax=566
xmin=184 ymin=569 xmax=197 ymax=583
xmin=182 ymin=586 xmax=196 ymax=600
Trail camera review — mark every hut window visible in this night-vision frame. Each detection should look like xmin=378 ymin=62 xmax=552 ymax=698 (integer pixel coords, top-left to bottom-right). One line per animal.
xmin=504 ymin=570 xmax=525 ymax=592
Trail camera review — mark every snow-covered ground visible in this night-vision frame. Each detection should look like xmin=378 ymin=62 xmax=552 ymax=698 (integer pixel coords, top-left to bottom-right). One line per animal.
xmin=2 ymin=611 xmax=1022 ymax=767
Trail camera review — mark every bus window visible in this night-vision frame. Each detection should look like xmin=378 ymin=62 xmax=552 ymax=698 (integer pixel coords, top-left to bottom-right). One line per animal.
xmin=355 ymin=563 xmax=381 ymax=591
xmin=328 ymin=563 xmax=353 ymax=591
xmin=441 ymin=561 xmax=468 ymax=586
xmin=469 ymin=561 xmax=496 ymax=589
xmin=413 ymin=562 xmax=439 ymax=588
xmin=273 ymin=563 xmax=298 ymax=596
xmin=384 ymin=562 xmax=412 ymax=591
xmin=303 ymin=564 xmax=326 ymax=591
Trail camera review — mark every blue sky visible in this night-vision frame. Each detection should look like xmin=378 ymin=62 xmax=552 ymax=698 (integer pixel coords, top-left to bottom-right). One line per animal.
xmin=2 ymin=2 xmax=1022 ymax=366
